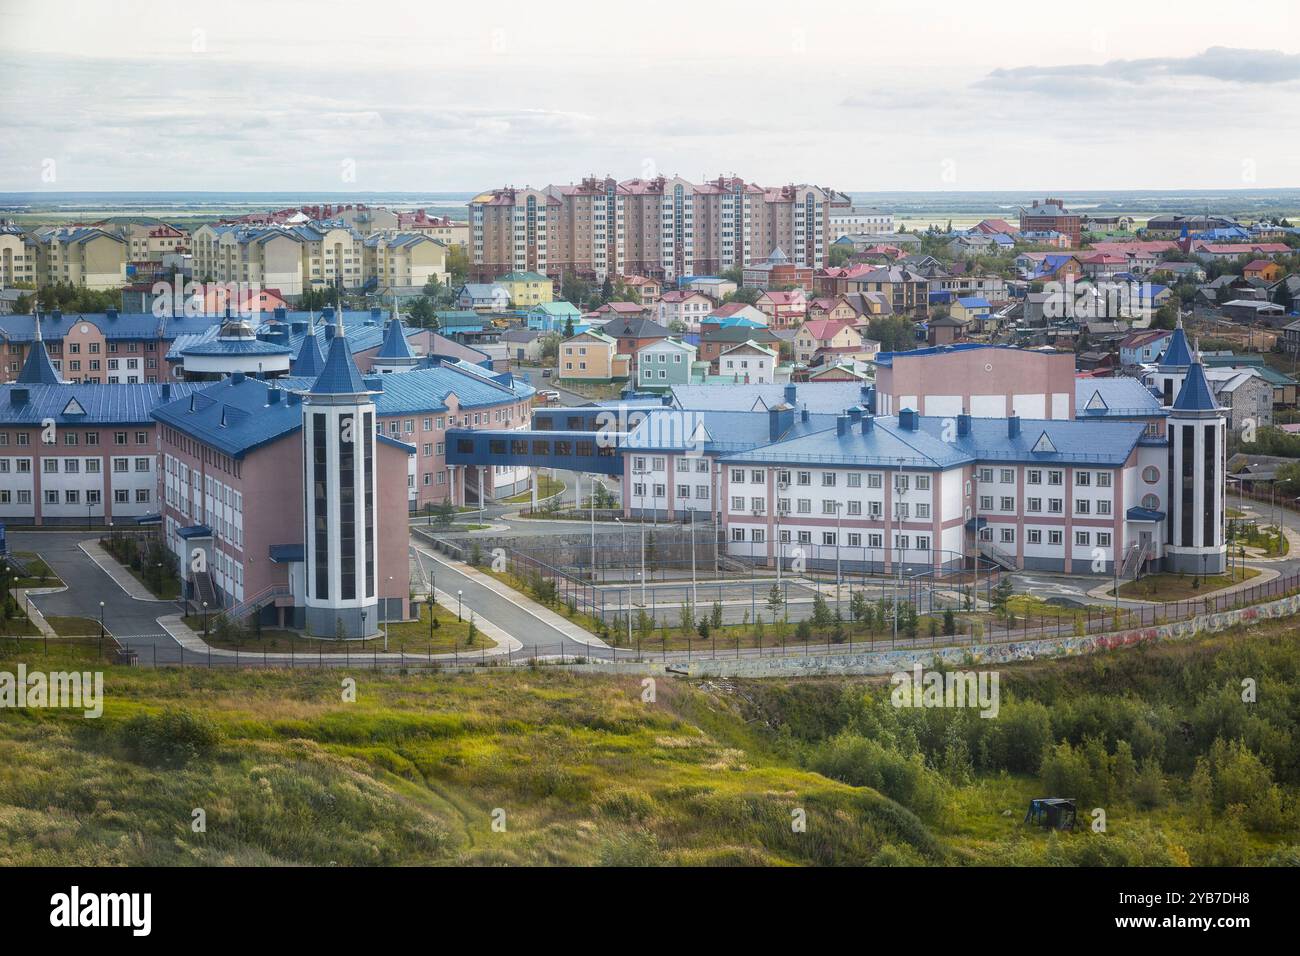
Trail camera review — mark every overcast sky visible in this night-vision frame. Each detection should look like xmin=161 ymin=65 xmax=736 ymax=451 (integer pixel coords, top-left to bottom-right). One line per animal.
xmin=2 ymin=0 xmax=1298 ymax=192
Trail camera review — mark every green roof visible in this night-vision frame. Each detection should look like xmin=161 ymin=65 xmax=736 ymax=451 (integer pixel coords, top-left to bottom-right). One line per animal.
xmin=497 ymin=271 xmax=549 ymax=283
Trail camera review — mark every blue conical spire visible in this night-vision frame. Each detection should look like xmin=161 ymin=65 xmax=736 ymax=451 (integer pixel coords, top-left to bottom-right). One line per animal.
xmin=310 ymin=311 xmax=368 ymax=395
xmin=1159 ymin=317 xmax=1193 ymax=367
xmin=292 ymin=329 xmax=325 ymax=377
xmin=1172 ymin=343 xmax=1217 ymax=412
xmin=17 ymin=312 xmax=63 ymax=385
xmin=375 ymin=317 xmax=415 ymax=359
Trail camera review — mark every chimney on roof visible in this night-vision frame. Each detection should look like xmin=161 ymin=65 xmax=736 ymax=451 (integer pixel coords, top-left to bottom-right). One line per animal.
xmin=836 ymin=414 xmax=850 ymax=437
xmin=1008 ymin=413 xmax=1021 ymax=438
xmin=861 ymin=415 xmax=873 ymax=435
xmin=899 ymin=408 xmax=918 ymax=431
xmin=160 ymin=383 xmax=171 ymax=400
xmin=957 ymin=410 xmax=971 ymax=437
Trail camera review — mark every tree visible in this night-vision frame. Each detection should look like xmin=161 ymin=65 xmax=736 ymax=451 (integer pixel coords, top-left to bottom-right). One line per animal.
xmin=445 ymin=245 xmax=469 ymax=286
xmin=766 ymin=584 xmax=784 ymax=618
xmin=811 ymin=592 xmax=832 ymax=628
xmin=563 ymin=316 xmax=575 ymax=338
xmin=408 ymin=296 xmax=437 ymax=328
xmin=710 ymin=600 xmax=724 ymax=630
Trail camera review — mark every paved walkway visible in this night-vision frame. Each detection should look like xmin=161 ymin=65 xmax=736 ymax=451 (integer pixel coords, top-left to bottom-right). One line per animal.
xmin=410 ymin=536 xmax=607 ymax=652
xmin=1085 ymin=564 xmax=1280 ymax=604
xmin=78 ymin=538 xmax=158 ymax=600
xmin=153 ymin=585 xmax=523 ymax=664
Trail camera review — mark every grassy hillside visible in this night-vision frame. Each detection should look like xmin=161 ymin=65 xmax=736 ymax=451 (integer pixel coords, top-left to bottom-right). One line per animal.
xmin=1 ymin=618 xmax=1299 ymax=866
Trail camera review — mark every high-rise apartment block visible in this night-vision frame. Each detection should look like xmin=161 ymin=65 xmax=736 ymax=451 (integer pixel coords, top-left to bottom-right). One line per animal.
xmin=469 ymin=174 xmax=848 ymax=283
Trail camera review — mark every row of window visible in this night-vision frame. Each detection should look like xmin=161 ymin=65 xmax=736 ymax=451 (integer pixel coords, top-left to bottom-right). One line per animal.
xmin=980 ymin=527 xmax=1113 ymax=548
xmin=12 ymin=456 xmax=151 ymax=474
xmin=0 ymin=488 xmax=150 ymax=506
xmin=730 ymin=528 xmax=932 ymax=550
xmin=0 ymin=430 xmax=148 ymax=447
xmin=978 ymin=495 xmax=1113 ymax=516
xmin=977 ymin=466 xmax=1113 ymax=488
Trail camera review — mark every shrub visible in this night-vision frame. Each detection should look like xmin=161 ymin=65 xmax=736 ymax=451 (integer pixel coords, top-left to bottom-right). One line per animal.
xmin=122 ymin=708 xmax=221 ymax=767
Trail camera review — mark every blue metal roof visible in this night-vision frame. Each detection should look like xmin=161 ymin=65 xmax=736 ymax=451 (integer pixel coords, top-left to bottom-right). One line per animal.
xmin=1126 ymin=506 xmax=1165 ymax=522
xmin=291 ymin=332 xmax=325 ymax=377
xmin=375 ymin=318 xmax=417 ymax=359
xmin=177 ymin=525 xmax=213 ymax=539
xmin=16 ymin=340 xmax=63 ymax=385
xmin=311 ymin=333 xmax=370 ymax=395
xmin=1075 ymin=377 xmax=1166 ymax=418
xmin=152 ymin=375 xmax=303 ymax=458
xmin=0 ymin=381 xmax=204 ymax=425
xmin=268 ymin=544 xmax=305 ymax=563
xmin=1172 ymin=360 xmax=1218 ymax=412
xmin=873 ymin=342 xmax=1025 ymax=368
xmin=181 ymin=338 xmax=292 ymax=356
xmin=1159 ymin=323 xmax=1193 ymax=367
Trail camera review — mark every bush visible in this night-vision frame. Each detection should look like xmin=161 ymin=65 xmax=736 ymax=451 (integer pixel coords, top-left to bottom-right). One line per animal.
xmin=121 ymin=708 xmax=221 ymax=767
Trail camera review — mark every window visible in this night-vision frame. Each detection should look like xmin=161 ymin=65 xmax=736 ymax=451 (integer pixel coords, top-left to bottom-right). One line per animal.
xmin=1000 ymin=469 xmax=1014 ymax=483
xmin=821 ymin=472 xmax=836 ymax=487
xmin=867 ymin=473 xmax=881 ymax=489
xmin=751 ymin=528 xmax=765 ymax=543
xmin=916 ymin=535 xmax=930 ymax=551
xmin=42 ymin=459 xmax=58 ymax=474
xmin=915 ymin=503 xmax=930 ymax=518
xmin=136 ymin=489 xmax=150 ymax=503
xmin=978 ymin=467 xmax=993 ymax=483
xmin=113 ymin=458 xmax=128 ymax=473
xmin=1075 ymin=530 xmax=1091 ymax=546
xmin=1027 ymin=469 xmax=1042 ymax=484
xmin=915 ymin=475 xmax=930 ymax=491
xmin=1048 ymin=498 xmax=1063 ymax=514
xmin=847 ymin=473 xmax=861 ymax=488
xmin=751 ymin=497 xmax=764 ymax=513
xmin=731 ymin=528 xmax=745 ymax=542
xmin=1000 ymin=496 xmax=1014 ymax=511
xmin=1075 ymin=471 xmax=1091 ymax=487
xmin=797 ymin=471 xmax=811 ymax=486
xmin=731 ymin=496 xmax=744 ymax=511
xmin=1142 ymin=465 xmax=1160 ymax=483
xmin=797 ymin=499 xmax=811 ymax=514
xmin=822 ymin=532 xmax=836 ymax=545
xmin=1097 ymin=472 xmax=1111 ymax=488
xmin=1097 ymin=532 xmax=1112 ymax=548
xmin=1048 ymin=470 xmax=1063 ymax=485
xmin=979 ymin=495 xmax=993 ymax=510
xmin=1075 ymin=499 xmax=1091 ymax=515
xmin=1048 ymin=530 xmax=1063 ymax=546
xmin=135 ymin=457 xmax=150 ymax=472
xmin=1027 ymin=529 xmax=1042 ymax=545
xmin=1027 ymin=497 xmax=1041 ymax=512
xmin=848 ymin=533 xmax=861 ymax=547
xmin=1141 ymin=494 xmax=1160 ymax=510
xmin=1098 ymin=499 xmax=1111 ymax=515
xmin=847 ymin=500 xmax=861 ymax=515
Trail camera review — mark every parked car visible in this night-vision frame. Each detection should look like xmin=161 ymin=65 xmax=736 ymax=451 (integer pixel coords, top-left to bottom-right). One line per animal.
xmin=541 ymin=368 xmax=552 ymax=378
xmin=539 ymin=389 xmax=561 ymax=402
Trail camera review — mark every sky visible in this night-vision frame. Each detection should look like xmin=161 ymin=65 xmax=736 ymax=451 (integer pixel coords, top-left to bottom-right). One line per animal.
xmin=1 ymin=0 xmax=1298 ymax=192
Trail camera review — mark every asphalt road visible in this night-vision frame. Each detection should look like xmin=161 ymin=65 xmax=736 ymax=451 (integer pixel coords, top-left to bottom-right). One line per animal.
xmin=10 ymin=530 xmax=181 ymax=658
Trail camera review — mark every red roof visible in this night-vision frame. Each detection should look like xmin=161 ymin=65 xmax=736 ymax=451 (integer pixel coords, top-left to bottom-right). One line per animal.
xmin=761 ymin=291 xmax=805 ymax=305
xmin=801 ymin=319 xmax=854 ymax=340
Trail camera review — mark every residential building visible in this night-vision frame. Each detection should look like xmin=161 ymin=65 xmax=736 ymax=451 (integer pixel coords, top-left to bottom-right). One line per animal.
xmin=793 ymin=318 xmax=861 ymax=364
xmin=558 ymin=330 xmax=629 ymax=382
xmin=1019 ymin=198 xmax=1082 ymax=247
xmin=656 ymin=290 xmax=715 ymax=331
xmin=30 ymin=227 xmax=127 ymax=290
xmin=496 ymin=270 xmax=554 ymax=308
xmin=636 ymin=338 xmax=697 ymax=392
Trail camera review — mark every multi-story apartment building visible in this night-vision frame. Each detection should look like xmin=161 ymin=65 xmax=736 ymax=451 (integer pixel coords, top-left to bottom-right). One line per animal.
xmin=194 ymin=222 xmax=445 ymax=295
xmin=827 ymin=206 xmax=894 ymax=242
xmin=360 ymin=233 xmax=448 ymax=291
xmin=1019 ymin=198 xmax=1082 ymax=248
xmin=94 ymin=217 xmax=188 ymax=261
xmin=0 ymin=226 xmax=37 ymax=288
xmin=29 ymin=227 xmax=128 ymax=290
xmin=470 ymin=174 xmax=845 ymax=283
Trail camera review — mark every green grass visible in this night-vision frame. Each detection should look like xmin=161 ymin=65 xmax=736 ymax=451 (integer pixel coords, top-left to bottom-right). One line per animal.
xmin=1114 ymin=567 xmax=1260 ymax=601
xmin=44 ymin=616 xmax=103 ymax=637
xmin=183 ymin=601 xmax=495 ymax=654
xmin=3 ymin=615 xmax=1300 ymax=865
xmin=503 ymin=474 xmax=565 ymax=505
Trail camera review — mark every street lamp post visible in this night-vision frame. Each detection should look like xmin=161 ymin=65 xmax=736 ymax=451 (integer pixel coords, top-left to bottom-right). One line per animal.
xmin=99 ymin=600 xmax=106 ymax=642
xmin=688 ymin=506 xmax=698 ymax=611
xmin=589 ymin=473 xmax=596 ymax=583
xmin=457 ymin=589 xmax=463 ymax=622
xmin=384 ymin=575 xmax=393 ymax=651
xmin=834 ymin=500 xmax=843 ymax=609
xmin=201 ymin=601 xmax=208 ymax=637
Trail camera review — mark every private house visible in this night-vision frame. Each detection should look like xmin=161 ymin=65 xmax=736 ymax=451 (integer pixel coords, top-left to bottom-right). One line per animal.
xmin=619 ymin=275 xmax=661 ymax=306
xmin=1244 ymin=260 xmax=1285 ymax=283
xmin=717 ymin=340 xmax=778 ymax=384
xmin=950 ymin=296 xmax=992 ymax=330
xmin=806 ymin=297 xmax=860 ymax=324
xmin=527 ymin=301 xmax=582 ymax=332
xmin=755 ymin=289 xmax=808 ymax=328
xmin=698 ymin=325 xmax=783 ymax=369
xmin=558 ymin=330 xmax=629 ymax=383
xmin=843 ymin=267 xmax=928 ymax=315
xmin=636 ymin=338 xmax=697 ymax=393
xmin=455 ymin=283 xmax=510 ymax=312
xmin=502 ymin=328 xmax=545 ymax=364
xmin=656 ymin=290 xmax=715 ymax=331
xmin=793 ymin=319 xmax=862 ymax=364
xmin=926 ymin=314 xmax=968 ymax=346
xmin=495 ymin=271 xmax=553 ymax=308
xmin=603 ymin=316 xmax=671 ymax=377
xmin=1119 ymin=329 xmax=1174 ymax=366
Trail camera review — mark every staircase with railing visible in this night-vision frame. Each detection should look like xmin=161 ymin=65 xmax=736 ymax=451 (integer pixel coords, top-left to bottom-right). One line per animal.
xmin=223 ymin=583 xmax=292 ymax=622
xmin=189 ymin=570 xmax=218 ymax=609
xmin=1119 ymin=540 xmax=1153 ymax=580
xmin=978 ymin=539 xmax=1020 ymax=571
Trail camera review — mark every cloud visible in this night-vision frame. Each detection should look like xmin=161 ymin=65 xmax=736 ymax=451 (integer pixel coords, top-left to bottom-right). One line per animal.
xmin=978 ymin=46 xmax=1300 ymax=91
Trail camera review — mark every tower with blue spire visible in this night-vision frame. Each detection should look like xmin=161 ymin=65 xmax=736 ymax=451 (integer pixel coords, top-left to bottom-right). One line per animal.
xmin=370 ymin=304 xmax=420 ymax=374
xmin=17 ymin=310 xmax=65 ymax=385
xmin=302 ymin=308 xmax=380 ymax=638
xmin=290 ymin=327 xmax=325 ymax=378
xmin=1165 ymin=339 xmax=1226 ymax=574
xmin=1153 ymin=316 xmax=1193 ymax=407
